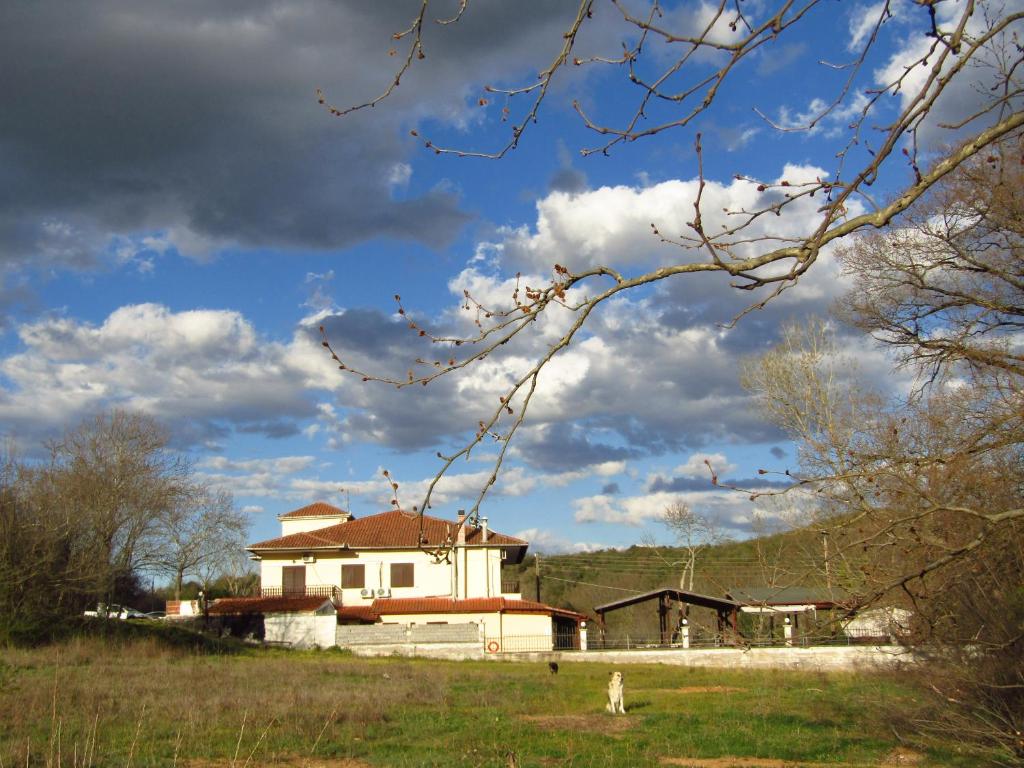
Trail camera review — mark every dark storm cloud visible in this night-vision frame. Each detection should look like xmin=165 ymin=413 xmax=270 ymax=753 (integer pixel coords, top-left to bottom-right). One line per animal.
xmin=548 ymin=166 xmax=588 ymax=194
xmin=0 ymin=1 xmax=595 ymax=311
xmin=647 ymin=474 xmax=719 ymax=493
xmin=236 ymin=420 xmax=304 ymax=440
xmin=311 ymin=308 xmax=490 ymax=450
xmin=515 ymin=424 xmax=642 ymax=472
xmin=647 ymin=474 xmax=790 ymax=493
xmin=600 ymin=481 xmax=620 ymax=495
xmin=1 ymin=3 xmax=463 ymax=253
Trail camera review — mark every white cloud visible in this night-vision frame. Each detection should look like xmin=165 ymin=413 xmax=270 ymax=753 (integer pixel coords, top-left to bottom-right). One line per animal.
xmin=727 ymin=127 xmax=760 ymax=151
xmin=386 ymin=162 xmax=412 ymax=191
xmin=199 ymin=455 xmax=318 ymax=475
xmin=848 ymin=1 xmax=906 ymax=52
xmin=870 ymin=0 xmax=1024 ymax=147
xmin=671 ymin=452 xmax=736 ymax=479
xmin=774 ymin=92 xmax=870 ymax=136
xmin=513 ymin=528 xmax=605 ymax=554
xmin=0 ymin=303 xmax=337 ymax=448
xmin=491 ymin=164 xmax=861 ymax=274
xmin=572 ymin=487 xmax=803 ymax=535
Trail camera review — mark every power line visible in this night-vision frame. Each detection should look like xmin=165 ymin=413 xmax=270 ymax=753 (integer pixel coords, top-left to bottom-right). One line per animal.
xmin=542 ymin=575 xmax=643 ymax=593
xmin=540 ymin=554 xmax=826 ymax=565
xmin=537 ymin=563 xmax=822 ymax=575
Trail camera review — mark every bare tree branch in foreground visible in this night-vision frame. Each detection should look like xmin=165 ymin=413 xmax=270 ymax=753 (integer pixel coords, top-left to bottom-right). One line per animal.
xmin=318 ymin=1 xmax=1023 ymax=548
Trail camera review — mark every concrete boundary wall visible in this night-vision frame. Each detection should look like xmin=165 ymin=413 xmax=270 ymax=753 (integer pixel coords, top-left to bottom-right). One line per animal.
xmin=347 ymin=644 xmax=913 ymax=671
xmin=337 ymin=622 xmax=479 ymax=648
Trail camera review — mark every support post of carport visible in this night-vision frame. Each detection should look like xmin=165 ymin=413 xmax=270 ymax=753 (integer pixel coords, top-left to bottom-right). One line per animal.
xmin=659 ymin=594 xmax=670 ymax=645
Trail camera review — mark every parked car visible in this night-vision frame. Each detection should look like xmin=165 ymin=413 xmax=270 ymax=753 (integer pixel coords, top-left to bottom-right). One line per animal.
xmin=83 ymin=604 xmax=147 ymax=620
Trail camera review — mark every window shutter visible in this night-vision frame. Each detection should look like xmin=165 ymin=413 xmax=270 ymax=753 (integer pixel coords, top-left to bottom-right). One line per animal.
xmin=342 ymin=564 xmax=365 ymax=589
xmin=282 ymin=565 xmax=306 ymax=596
xmin=390 ymin=562 xmax=414 ymax=588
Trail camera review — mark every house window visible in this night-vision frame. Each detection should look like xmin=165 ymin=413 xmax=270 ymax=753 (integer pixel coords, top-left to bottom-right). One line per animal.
xmin=390 ymin=562 xmax=414 ymax=588
xmin=282 ymin=565 xmax=306 ymax=596
xmin=342 ymin=564 xmax=365 ymax=589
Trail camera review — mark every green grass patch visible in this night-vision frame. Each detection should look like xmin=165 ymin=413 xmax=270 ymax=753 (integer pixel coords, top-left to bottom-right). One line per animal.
xmin=0 ymin=638 xmax=988 ymax=767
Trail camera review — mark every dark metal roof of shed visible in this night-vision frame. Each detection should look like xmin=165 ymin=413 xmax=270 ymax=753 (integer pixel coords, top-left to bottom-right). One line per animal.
xmin=594 ymin=588 xmax=740 ymax=614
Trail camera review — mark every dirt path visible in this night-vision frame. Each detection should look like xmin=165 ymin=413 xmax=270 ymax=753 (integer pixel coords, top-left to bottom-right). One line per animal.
xmin=520 ymin=713 xmax=635 ymax=735
xmin=660 ymin=747 xmax=923 ymax=767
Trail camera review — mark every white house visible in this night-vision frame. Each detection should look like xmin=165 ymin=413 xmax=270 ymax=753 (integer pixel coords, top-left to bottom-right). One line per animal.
xmin=205 ymin=502 xmax=585 ymax=651
xmin=250 ymin=502 xmax=526 ymax=602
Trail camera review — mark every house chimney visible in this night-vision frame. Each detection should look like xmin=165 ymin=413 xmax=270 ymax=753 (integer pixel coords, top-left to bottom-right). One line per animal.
xmin=480 ymin=516 xmax=489 ymax=543
xmin=456 ymin=509 xmax=466 ymax=546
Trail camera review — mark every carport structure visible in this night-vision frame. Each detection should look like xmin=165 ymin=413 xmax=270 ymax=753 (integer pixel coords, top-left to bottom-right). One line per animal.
xmin=594 ymin=588 xmax=742 ymax=647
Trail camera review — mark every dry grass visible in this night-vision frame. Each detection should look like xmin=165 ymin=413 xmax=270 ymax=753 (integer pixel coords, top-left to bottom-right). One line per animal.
xmin=0 ymin=636 xmax=987 ymax=767
xmin=0 ymin=638 xmax=448 ymax=766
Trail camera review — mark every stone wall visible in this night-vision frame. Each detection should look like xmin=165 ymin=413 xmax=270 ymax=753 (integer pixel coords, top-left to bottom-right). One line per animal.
xmin=346 ymin=644 xmax=914 ymax=670
xmin=336 ymin=622 xmax=479 ymax=647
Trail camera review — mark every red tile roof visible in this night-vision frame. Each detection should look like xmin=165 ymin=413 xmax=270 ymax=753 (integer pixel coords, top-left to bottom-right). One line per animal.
xmin=208 ymin=596 xmax=332 ymax=615
xmin=249 ymin=509 xmax=527 ymax=552
xmin=278 ymin=501 xmax=350 ymax=519
xmin=207 ymin=595 xmax=586 ymax=622
xmin=336 ymin=605 xmax=379 ymax=622
xmin=366 ymin=596 xmax=587 ymax=621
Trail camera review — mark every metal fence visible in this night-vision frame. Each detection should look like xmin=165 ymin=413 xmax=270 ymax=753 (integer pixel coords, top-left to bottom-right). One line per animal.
xmin=484 ymin=634 xmax=558 ymax=654
xmin=482 ymin=628 xmax=903 ymax=654
xmin=258 ymin=585 xmax=340 ymax=598
xmin=590 ymin=627 xmax=903 ymax=650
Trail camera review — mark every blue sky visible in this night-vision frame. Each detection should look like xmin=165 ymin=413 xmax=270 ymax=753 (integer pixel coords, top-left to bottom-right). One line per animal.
xmin=1 ymin=1 xmax=1008 ymax=551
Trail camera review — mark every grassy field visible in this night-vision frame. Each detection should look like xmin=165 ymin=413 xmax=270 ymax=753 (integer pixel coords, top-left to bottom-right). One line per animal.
xmin=0 ymin=633 xmax=985 ymax=767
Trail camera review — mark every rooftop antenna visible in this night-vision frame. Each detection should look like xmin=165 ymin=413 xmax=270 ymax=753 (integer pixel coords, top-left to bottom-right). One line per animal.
xmin=339 ymin=487 xmax=350 ymax=511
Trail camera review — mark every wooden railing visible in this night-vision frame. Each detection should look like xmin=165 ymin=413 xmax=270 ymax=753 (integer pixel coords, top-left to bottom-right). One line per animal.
xmin=501 ymin=581 xmax=520 ymax=594
xmin=259 ymin=585 xmax=340 ymax=599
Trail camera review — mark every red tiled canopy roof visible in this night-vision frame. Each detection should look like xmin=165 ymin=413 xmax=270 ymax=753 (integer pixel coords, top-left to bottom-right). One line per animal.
xmin=336 ymin=605 xmax=379 ymax=622
xmin=249 ymin=509 xmax=527 ymax=553
xmin=340 ymin=597 xmax=587 ymax=622
xmin=371 ymin=596 xmax=585 ymax=620
xmin=278 ymin=501 xmax=350 ymax=519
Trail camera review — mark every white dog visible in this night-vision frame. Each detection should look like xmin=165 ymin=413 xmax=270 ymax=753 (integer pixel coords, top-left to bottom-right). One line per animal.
xmin=606 ymin=671 xmax=625 ymax=714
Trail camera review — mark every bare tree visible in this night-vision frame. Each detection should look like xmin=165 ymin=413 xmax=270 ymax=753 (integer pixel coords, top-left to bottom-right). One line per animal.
xmin=0 ymin=410 xmax=255 ymax=641
xmin=155 ymin=486 xmax=248 ymax=600
xmin=660 ymin=502 xmax=724 ymax=592
xmin=318 ymin=0 xmax=1024 ymax=536
xmin=744 ymin=322 xmax=1023 ymax=759
xmin=216 ymin=548 xmax=260 ymax=598
xmin=837 ymin=136 xmax=1024 ymax=380
xmin=44 ymin=410 xmax=187 ymax=603
xmin=0 ymin=451 xmax=81 ymax=641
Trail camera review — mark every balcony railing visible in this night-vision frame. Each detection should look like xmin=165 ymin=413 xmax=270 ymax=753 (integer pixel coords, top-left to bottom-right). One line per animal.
xmin=501 ymin=580 xmax=520 ymax=595
xmin=259 ymin=585 xmax=340 ymax=599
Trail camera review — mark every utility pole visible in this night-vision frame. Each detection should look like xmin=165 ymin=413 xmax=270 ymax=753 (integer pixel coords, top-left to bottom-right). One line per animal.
xmin=535 ymin=554 xmax=541 ymax=602
xmin=821 ymin=530 xmax=831 ymax=589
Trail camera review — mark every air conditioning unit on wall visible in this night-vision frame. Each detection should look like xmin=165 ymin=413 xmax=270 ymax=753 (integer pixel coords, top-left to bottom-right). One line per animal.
xmin=376 ymin=588 xmax=391 ymax=598
xmin=302 ymin=554 xmax=316 ymax=564
xmin=359 ymin=588 xmax=373 ymax=599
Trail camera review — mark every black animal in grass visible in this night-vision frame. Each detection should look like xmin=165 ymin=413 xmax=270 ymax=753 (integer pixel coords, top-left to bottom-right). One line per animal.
xmin=548 ymin=661 xmax=559 ymax=675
